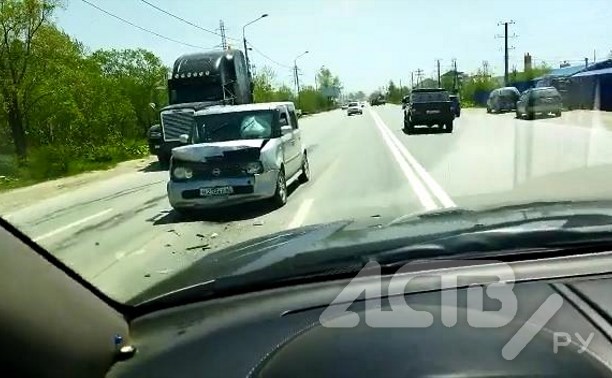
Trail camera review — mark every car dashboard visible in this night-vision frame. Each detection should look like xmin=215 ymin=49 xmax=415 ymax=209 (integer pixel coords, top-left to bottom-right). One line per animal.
xmin=107 ymin=252 xmax=612 ymax=378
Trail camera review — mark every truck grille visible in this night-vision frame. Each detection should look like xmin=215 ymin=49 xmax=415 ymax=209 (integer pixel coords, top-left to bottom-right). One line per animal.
xmin=161 ymin=110 xmax=195 ymax=141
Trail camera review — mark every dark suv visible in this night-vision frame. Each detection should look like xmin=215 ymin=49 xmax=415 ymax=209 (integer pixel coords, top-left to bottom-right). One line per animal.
xmin=516 ymin=87 xmax=562 ymax=120
xmin=487 ymin=87 xmax=520 ymax=113
xmin=403 ymin=88 xmax=454 ymax=134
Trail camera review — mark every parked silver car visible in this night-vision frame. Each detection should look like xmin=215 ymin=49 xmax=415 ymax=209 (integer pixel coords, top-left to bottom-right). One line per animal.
xmin=516 ymin=87 xmax=562 ymax=120
xmin=167 ymin=102 xmax=310 ymax=214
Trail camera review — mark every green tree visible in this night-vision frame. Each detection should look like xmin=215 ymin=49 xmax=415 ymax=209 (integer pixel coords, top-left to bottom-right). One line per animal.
xmin=0 ymin=0 xmax=59 ymax=159
xmin=91 ymin=48 xmax=168 ymax=135
xmin=253 ymin=66 xmax=276 ymax=103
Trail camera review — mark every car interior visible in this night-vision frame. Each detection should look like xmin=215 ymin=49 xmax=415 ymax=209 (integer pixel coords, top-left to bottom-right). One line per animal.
xmin=3 ymin=217 xmax=612 ymax=378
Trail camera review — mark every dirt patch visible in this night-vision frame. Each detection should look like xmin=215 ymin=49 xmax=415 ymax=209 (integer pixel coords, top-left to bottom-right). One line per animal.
xmin=0 ymin=155 xmax=158 ymax=214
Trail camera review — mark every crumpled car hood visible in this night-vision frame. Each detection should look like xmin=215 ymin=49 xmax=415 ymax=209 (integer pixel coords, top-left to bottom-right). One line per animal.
xmin=171 ymin=139 xmax=266 ymax=162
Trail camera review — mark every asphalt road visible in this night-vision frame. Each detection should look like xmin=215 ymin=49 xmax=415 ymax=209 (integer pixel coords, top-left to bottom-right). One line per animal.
xmin=4 ymin=105 xmax=612 ymax=302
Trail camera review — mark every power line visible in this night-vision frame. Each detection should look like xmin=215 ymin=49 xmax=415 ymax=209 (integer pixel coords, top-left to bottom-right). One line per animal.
xmin=81 ymin=0 xmax=211 ymax=50
xmin=138 ymin=0 xmax=240 ymax=42
xmin=248 ymin=43 xmax=292 ymax=69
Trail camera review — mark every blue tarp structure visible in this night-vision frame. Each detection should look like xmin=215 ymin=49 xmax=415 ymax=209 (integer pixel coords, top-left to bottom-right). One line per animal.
xmin=534 ymin=65 xmax=585 ymax=83
xmin=568 ymin=63 xmax=612 ymax=111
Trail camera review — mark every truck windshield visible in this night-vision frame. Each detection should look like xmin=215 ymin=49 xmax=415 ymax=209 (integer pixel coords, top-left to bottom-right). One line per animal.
xmin=412 ymin=91 xmax=450 ymax=102
xmin=169 ymin=79 xmax=223 ymax=104
xmin=195 ymin=110 xmax=275 ymax=143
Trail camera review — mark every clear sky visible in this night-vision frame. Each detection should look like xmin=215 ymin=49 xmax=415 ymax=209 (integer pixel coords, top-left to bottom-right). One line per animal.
xmin=55 ymin=0 xmax=612 ymax=93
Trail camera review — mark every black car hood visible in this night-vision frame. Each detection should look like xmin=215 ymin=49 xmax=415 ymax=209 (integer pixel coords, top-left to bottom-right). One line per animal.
xmin=130 ymin=200 xmax=612 ymax=305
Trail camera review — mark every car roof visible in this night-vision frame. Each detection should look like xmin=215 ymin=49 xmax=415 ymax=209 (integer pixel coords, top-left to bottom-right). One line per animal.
xmin=533 ymin=86 xmax=558 ymax=91
xmin=194 ymin=102 xmax=293 ymax=116
xmin=412 ymin=88 xmax=446 ymax=92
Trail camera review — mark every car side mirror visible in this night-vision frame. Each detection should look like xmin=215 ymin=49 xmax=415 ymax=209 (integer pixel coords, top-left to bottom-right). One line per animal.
xmin=281 ymin=125 xmax=293 ymax=135
xmin=179 ymin=134 xmax=190 ymax=144
xmin=279 ymin=116 xmax=288 ymax=127
xmin=149 ymin=102 xmax=156 ymax=110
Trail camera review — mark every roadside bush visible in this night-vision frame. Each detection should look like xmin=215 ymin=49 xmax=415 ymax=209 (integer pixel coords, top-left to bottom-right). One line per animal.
xmin=22 ymin=140 xmax=149 ymax=182
xmin=28 ymin=145 xmax=73 ymax=179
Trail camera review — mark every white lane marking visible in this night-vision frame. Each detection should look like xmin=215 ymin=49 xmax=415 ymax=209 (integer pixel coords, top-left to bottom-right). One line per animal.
xmin=287 ymin=198 xmax=314 ymax=229
xmin=32 ymin=208 xmax=113 ymax=242
xmin=368 ymin=111 xmax=438 ymax=211
xmin=370 ymin=110 xmax=456 ymax=208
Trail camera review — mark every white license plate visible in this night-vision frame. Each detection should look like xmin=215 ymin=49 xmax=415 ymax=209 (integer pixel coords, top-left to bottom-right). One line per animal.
xmin=200 ymin=186 xmax=233 ymax=196
xmin=154 ymin=145 xmax=160 ymax=149
xmin=426 ymin=110 xmax=440 ymax=114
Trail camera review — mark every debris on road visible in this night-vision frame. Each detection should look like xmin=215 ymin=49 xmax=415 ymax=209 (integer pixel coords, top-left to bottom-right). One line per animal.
xmin=186 ymin=243 xmax=210 ymax=251
xmin=156 ymin=269 xmax=171 ymax=275
xmin=168 ymin=229 xmax=181 ymax=236
xmin=253 ymin=220 xmax=264 ymax=226
xmin=210 ymin=232 xmax=218 ymax=239
xmin=144 ymin=273 xmax=151 ymax=278
xmin=95 ymin=242 xmax=100 ymax=246
xmin=196 ymin=233 xmax=205 ymax=238
xmin=165 ymin=243 xmax=171 ymax=247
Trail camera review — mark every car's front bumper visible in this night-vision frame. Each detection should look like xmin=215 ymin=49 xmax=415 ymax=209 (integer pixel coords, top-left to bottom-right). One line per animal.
xmin=167 ymin=170 xmax=278 ymax=209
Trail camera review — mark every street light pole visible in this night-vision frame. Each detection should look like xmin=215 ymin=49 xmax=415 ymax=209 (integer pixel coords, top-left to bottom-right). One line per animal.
xmin=293 ymin=50 xmax=309 ymax=108
xmin=242 ymin=14 xmax=268 ymax=99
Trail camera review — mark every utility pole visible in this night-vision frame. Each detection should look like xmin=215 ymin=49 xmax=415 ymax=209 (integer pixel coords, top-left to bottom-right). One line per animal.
xmin=411 ymin=71 xmax=414 ymax=88
xmin=585 ymin=57 xmax=589 ymax=68
xmin=452 ymin=59 xmax=458 ymax=93
xmin=436 ymin=59 xmax=441 ymax=88
xmin=497 ymin=21 xmax=516 ymax=86
xmin=594 ymin=49 xmax=597 ymax=63
xmin=219 ymin=20 xmax=227 ymax=50
xmin=415 ymin=69 xmax=424 ymax=88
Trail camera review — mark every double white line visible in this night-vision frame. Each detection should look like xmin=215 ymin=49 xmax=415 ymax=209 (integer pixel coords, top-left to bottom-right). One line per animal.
xmin=369 ymin=109 xmax=456 ymax=211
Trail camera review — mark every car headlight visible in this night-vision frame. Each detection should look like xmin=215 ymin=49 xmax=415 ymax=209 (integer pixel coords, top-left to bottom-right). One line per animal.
xmin=173 ymin=166 xmax=193 ymax=180
xmin=243 ymin=161 xmax=263 ymax=174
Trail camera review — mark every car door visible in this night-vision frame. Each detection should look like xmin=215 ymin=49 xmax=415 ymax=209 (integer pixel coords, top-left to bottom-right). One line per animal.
xmin=279 ymin=107 xmax=300 ymax=176
xmin=287 ymin=108 xmax=303 ymax=176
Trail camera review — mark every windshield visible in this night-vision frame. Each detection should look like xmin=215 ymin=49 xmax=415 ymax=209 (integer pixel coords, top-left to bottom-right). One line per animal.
xmin=195 ymin=110 xmax=275 ymax=142
xmin=1 ymin=0 xmax=611 ymax=311
xmin=412 ymin=91 xmax=450 ymax=102
xmin=169 ymin=79 xmax=223 ymax=104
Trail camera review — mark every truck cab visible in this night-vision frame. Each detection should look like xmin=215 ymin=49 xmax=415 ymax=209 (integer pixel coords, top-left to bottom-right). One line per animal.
xmin=153 ymin=50 xmax=252 ymax=165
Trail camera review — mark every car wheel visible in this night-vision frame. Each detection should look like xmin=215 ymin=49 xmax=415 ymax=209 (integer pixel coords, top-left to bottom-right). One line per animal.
xmin=403 ymin=117 xmax=414 ymax=134
xmin=157 ymin=154 xmax=170 ymax=169
xmin=527 ymin=111 xmax=535 ymax=120
xmin=445 ymin=121 xmax=454 ymax=133
xmin=271 ymin=169 xmax=288 ymax=207
xmin=486 ymin=107 xmax=491 ymax=113
xmin=555 ymin=110 xmax=562 ymax=117
xmin=298 ymin=153 xmax=310 ymax=183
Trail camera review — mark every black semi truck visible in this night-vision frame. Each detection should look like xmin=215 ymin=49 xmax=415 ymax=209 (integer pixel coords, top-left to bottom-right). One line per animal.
xmin=149 ymin=49 xmax=253 ymax=165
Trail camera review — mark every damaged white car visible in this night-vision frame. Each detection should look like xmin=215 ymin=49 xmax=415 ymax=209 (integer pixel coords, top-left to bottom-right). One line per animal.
xmin=167 ymin=102 xmax=310 ymax=214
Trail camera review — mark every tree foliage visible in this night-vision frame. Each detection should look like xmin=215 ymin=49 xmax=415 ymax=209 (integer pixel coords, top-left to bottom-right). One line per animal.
xmin=253 ymin=65 xmax=341 ymax=114
xmin=0 ymin=2 xmax=167 ymax=182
